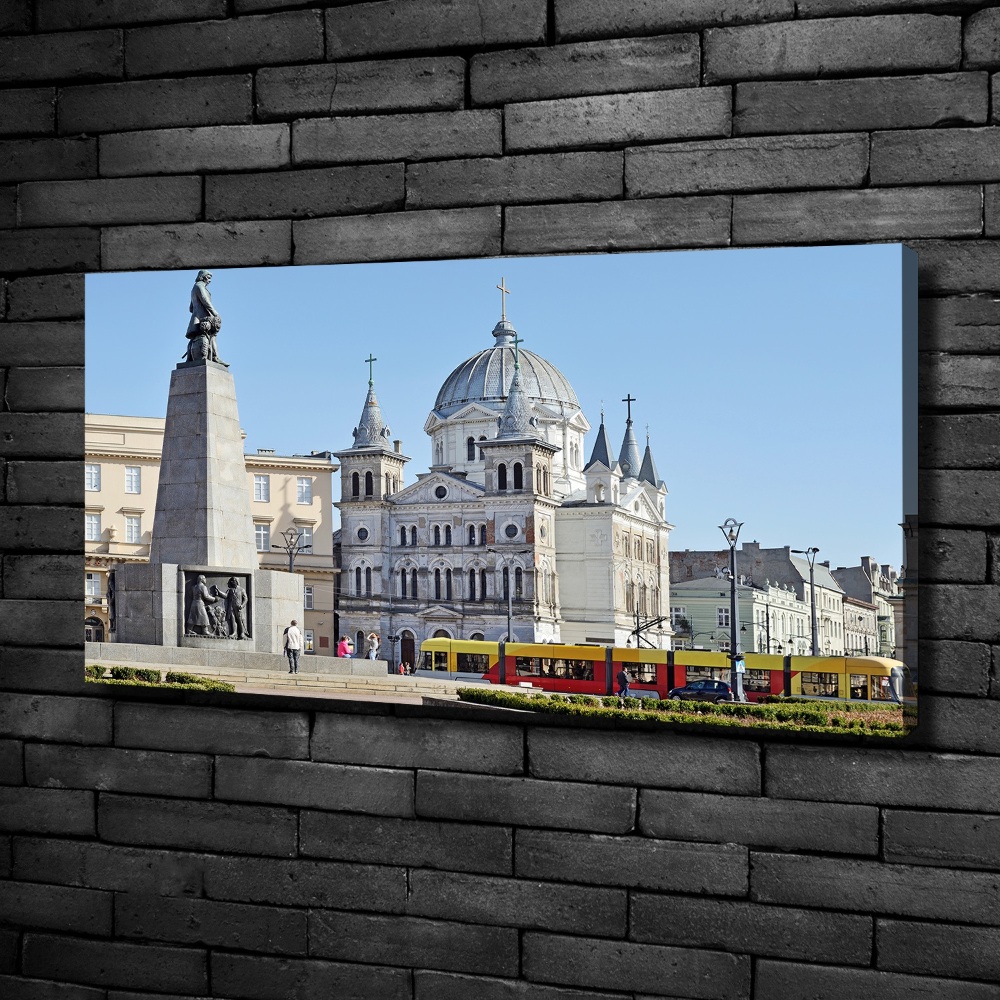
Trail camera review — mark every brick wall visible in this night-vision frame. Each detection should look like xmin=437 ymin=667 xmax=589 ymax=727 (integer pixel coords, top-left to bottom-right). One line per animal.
xmin=1 ymin=2 xmax=998 ymax=996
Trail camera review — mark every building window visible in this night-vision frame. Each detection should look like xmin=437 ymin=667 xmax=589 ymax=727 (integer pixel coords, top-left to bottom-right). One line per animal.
xmin=85 ymin=513 xmax=101 ymax=541
xmin=670 ymin=606 xmax=687 ymax=627
xmin=467 ymin=436 xmax=476 ymax=461
xmin=125 ymin=466 xmax=141 ymax=494
xmin=411 ymin=568 xmax=418 ymax=598
xmin=364 ymin=471 xmax=373 ymax=496
xmin=410 ymin=526 xmax=417 ymax=546
xmin=400 ymin=569 xmax=408 ymax=598
xmin=717 ymin=607 xmax=730 ymax=628
xmin=352 ymin=472 xmax=360 ymax=497
xmin=515 ymin=567 xmax=523 ymax=599
xmin=433 ymin=525 xmax=441 ymax=546
xmin=400 ymin=526 xmax=407 ymax=546
xmin=254 ymin=474 xmax=270 ymax=502
xmin=125 ymin=515 xmax=141 ymax=544
xmin=297 ymin=477 xmax=312 ymax=504
xmin=513 ymin=462 xmax=523 ymax=490
xmin=480 ymin=569 xmax=487 ymax=600
xmin=85 ymin=573 xmax=101 ymax=598
xmin=303 ymin=629 xmax=315 ymax=653
xmin=303 ymin=586 xmax=314 ymax=610
xmin=468 ymin=568 xmax=476 ymax=601
xmin=434 ymin=568 xmax=442 ymax=600
xmin=468 ymin=524 xmax=476 ymax=546
xmin=255 ymin=523 xmax=270 ymax=552
xmin=365 ymin=567 xmax=372 ymax=597
xmin=446 ymin=568 xmax=453 ymax=600
xmin=355 ymin=567 xmax=362 ymax=596
xmin=385 ymin=473 xmax=392 ymax=496
xmin=444 ymin=525 xmax=452 ymax=546
xmin=479 ymin=524 xmax=487 ymax=546
xmin=498 ymin=463 xmax=507 ymax=490
xmin=478 ymin=436 xmax=486 ymax=460
xmin=502 ymin=566 xmax=510 ymax=599
xmin=297 ymin=526 xmax=313 ymax=552
xmin=85 ymin=464 xmax=101 ymax=491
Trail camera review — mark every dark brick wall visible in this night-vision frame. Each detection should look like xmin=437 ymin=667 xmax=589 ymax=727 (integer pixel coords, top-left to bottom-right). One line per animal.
xmin=0 ymin=2 xmax=997 ymax=996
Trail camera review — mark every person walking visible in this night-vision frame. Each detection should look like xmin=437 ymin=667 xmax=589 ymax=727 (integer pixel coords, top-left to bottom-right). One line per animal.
xmin=337 ymin=635 xmax=352 ymax=658
xmin=284 ymin=619 xmax=302 ymax=674
xmin=617 ymin=666 xmax=631 ymax=700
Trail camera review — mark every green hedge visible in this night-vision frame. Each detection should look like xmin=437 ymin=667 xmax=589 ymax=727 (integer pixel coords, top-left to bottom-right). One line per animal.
xmin=85 ymin=666 xmax=235 ymax=694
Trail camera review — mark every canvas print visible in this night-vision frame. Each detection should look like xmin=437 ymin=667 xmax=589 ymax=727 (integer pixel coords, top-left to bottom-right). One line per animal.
xmin=84 ymin=246 xmax=917 ymax=735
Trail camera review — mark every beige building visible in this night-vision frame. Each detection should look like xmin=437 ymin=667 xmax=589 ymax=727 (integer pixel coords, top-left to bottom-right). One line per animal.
xmin=84 ymin=413 xmax=337 ymax=654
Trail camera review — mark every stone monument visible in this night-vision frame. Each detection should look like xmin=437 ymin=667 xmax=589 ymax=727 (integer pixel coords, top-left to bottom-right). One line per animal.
xmin=111 ymin=270 xmax=302 ymax=654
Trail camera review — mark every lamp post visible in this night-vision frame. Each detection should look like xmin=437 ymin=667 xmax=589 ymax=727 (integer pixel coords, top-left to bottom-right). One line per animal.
xmin=387 ymin=632 xmax=401 ymax=671
xmin=719 ymin=518 xmax=746 ymax=702
xmin=791 ymin=547 xmax=820 ymax=655
xmin=273 ymin=525 xmax=309 ymax=573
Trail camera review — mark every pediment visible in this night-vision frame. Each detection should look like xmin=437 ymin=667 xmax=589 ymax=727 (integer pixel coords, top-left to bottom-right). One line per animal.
xmin=417 ymin=605 xmax=466 ymax=620
xmin=621 ymin=484 xmax=663 ymax=523
xmin=391 ymin=470 xmax=485 ymax=506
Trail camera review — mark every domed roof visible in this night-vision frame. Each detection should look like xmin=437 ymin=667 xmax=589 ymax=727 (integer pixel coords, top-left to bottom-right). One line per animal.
xmin=433 ymin=318 xmax=580 ymax=417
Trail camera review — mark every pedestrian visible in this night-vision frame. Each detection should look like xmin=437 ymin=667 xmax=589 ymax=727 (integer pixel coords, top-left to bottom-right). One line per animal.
xmin=366 ymin=632 xmax=379 ymax=659
xmin=336 ymin=635 xmax=352 ymax=658
xmin=617 ymin=666 xmax=631 ymax=699
xmin=284 ymin=619 xmax=302 ymax=674
xmin=397 ymin=662 xmax=405 ymax=675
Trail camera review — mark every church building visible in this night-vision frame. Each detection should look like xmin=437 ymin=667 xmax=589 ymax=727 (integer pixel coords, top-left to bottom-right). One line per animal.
xmin=334 ymin=284 xmax=673 ymax=666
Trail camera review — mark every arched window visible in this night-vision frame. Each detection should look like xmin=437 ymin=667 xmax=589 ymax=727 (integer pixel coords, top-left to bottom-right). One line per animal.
xmin=364 ymin=471 xmax=373 ymax=496
xmin=434 ymin=568 xmax=442 ymax=600
xmin=479 ymin=524 xmax=487 ymax=546
xmin=468 ymin=524 xmax=476 ymax=546
xmin=351 ymin=472 xmax=359 ymax=497
xmin=480 ymin=569 xmax=487 ymax=600
xmin=595 ymin=483 xmax=605 ymax=503
xmin=400 ymin=569 xmax=407 ymax=597
xmin=535 ymin=464 xmax=541 ymax=491
xmin=385 ymin=472 xmax=392 ymax=495
xmin=444 ymin=525 xmax=452 ymax=546
xmin=433 ymin=525 xmax=441 ymax=546
xmin=468 ymin=569 xmax=476 ymax=601
xmin=410 ymin=526 xmax=417 ymax=546
xmin=514 ymin=567 xmax=523 ymax=599
xmin=467 ymin=437 xmax=476 ymax=461
xmin=399 ymin=526 xmax=407 ymax=546
xmin=478 ymin=436 xmax=486 ymax=460
xmin=513 ymin=463 xmax=523 ymax=490
xmin=365 ymin=567 xmax=372 ymax=597
xmin=354 ymin=567 xmax=362 ymax=596
xmin=497 ymin=463 xmax=507 ymax=490
xmin=502 ymin=567 xmax=510 ymax=599
xmin=543 ymin=468 xmax=549 ymax=495
xmin=356 ymin=630 xmax=365 ymax=655
xmin=445 ymin=569 xmax=453 ymax=600
xmin=411 ymin=568 xmax=418 ymax=597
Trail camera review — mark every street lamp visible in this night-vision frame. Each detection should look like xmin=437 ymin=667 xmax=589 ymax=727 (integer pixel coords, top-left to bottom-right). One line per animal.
xmin=387 ymin=632 xmax=401 ymax=671
xmin=719 ymin=518 xmax=746 ymax=702
xmin=273 ymin=525 xmax=310 ymax=573
xmin=791 ymin=547 xmax=820 ymax=655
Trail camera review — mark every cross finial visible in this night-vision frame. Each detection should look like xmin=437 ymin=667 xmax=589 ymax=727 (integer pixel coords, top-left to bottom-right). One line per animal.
xmin=622 ymin=393 xmax=636 ymax=423
xmin=365 ymin=354 xmax=377 ymax=385
xmin=511 ymin=333 xmax=524 ymax=368
xmin=600 ymin=400 xmax=605 ymax=423
xmin=497 ymin=277 xmax=510 ymax=322
xmin=645 ymin=423 xmax=650 ymax=444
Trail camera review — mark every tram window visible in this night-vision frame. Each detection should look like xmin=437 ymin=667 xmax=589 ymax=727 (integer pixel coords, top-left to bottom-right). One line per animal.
xmin=685 ymin=666 xmax=729 ymax=684
xmin=801 ymin=671 xmax=839 ymax=698
xmin=743 ymin=669 xmax=771 ymax=694
xmin=632 ymin=661 xmax=657 ymax=683
xmin=515 ymin=657 xmax=594 ymax=680
xmin=515 ymin=657 xmax=541 ymax=676
xmin=457 ymin=652 xmax=490 ymax=672
xmin=422 ymin=651 xmax=450 ymax=671
xmin=850 ymin=673 xmax=869 ymax=700
xmin=871 ymin=675 xmax=893 ymax=700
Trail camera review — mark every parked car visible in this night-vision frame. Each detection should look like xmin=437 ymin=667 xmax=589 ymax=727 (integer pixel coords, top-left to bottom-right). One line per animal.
xmin=667 ymin=679 xmax=733 ymax=703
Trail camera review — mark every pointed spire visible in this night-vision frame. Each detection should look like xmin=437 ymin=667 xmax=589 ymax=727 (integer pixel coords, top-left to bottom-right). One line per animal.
xmin=585 ymin=411 xmax=617 ymax=470
xmin=352 ymin=357 xmax=391 ymax=448
xmin=638 ymin=432 xmax=662 ymax=487
xmin=496 ymin=362 xmax=533 ymax=439
xmin=618 ymin=393 xmax=641 ymax=479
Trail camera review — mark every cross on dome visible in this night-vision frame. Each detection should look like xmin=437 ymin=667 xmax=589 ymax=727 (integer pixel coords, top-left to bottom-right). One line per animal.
xmin=497 ymin=277 xmax=510 ymax=321
xmin=365 ymin=353 xmax=377 ymax=385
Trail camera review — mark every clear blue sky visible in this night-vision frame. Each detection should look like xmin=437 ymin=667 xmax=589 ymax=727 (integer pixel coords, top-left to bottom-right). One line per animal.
xmin=86 ymin=245 xmax=909 ymax=571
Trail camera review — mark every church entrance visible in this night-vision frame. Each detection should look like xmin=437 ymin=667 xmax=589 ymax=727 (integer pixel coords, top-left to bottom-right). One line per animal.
xmin=401 ymin=630 xmax=415 ymax=670
xmin=85 ymin=617 xmax=104 ymax=643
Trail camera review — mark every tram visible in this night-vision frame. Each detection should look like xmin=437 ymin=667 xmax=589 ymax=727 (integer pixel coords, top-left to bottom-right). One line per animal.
xmin=418 ymin=638 xmax=906 ymax=704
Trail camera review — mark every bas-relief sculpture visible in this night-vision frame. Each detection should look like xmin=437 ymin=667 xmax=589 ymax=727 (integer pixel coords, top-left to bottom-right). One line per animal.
xmin=184 ymin=572 xmax=252 ymax=639
xmin=183 ymin=269 xmax=227 ymax=365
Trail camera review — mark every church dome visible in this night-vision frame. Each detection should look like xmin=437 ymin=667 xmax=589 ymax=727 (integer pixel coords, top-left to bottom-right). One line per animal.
xmin=433 ymin=318 xmax=580 ymax=417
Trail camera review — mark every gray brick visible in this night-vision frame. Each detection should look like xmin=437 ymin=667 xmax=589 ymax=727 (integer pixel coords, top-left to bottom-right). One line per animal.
xmin=7 ymin=462 xmax=84 ymax=505
xmin=18 ymin=176 xmax=202 ymax=227
xmin=4 ymin=555 xmax=83 ymax=600
xmin=215 ymin=755 xmax=413 ymax=816
xmin=3 ymin=367 xmax=82 ymax=410
xmin=328 ymin=0 xmax=545 ymax=58
xmin=36 ymin=0 xmax=227 ymax=30
xmin=0 ymin=0 xmax=30 ymax=33
xmin=640 ymin=789 xmax=878 ymax=855
xmin=751 ymin=852 xmax=1000 ymax=924
xmin=524 ymin=932 xmax=749 ymax=998
xmin=920 ymin=295 xmax=1000 ymax=353
xmin=0 ymin=29 xmax=122 ymax=85
xmin=0 ymin=649 xmax=88 ymax=694
xmin=987 ymin=183 xmax=999 ymax=236
xmin=101 ymin=220 xmax=291 ymax=271
xmin=13 ymin=837 xmax=203 ymax=896
xmin=59 ymin=74 xmax=253 ymax=134
xmin=415 ymin=973 xmax=619 ymax=1000
xmin=0 ymin=975 xmax=105 ymax=1000
xmin=920 ymin=586 xmax=1000 ymax=641
xmin=756 ymin=960 xmax=1000 ymax=1000
xmin=100 ymin=123 xmax=289 ymax=177
xmin=505 ymin=196 xmax=731 ymax=255
xmin=0 ymin=786 xmax=94 ymax=835
xmin=627 ymin=132 xmax=868 ymax=197
xmin=407 ymin=869 xmax=627 ymax=936
xmin=311 ymin=910 xmax=519 ymax=976
xmin=733 ymin=186 xmax=982 ymax=245
xmin=0 ymin=692 xmax=110 ymax=744
xmin=0 ymin=186 xmax=14 ymax=228
xmin=99 ymin=793 xmax=297 ymax=856
xmin=885 ymin=809 xmax=1000 ymax=869
xmin=417 ymin=771 xmax=635 ymax=833
xmin=5 ymin=276 xmax=82 ymax=320
xmin=528 ymin=727 xmax=761 ymax=793
xmin=0 ymin=599 xmax=81 ymax=646
xmin=965 ymin=7 xmax=1000 ymax=69
xmin=516 ymin=828 xmax=748 ymax=895
xmin=705 ymin=15 xmax=961 ymax=84
xmin=0 ymin=507 xmax=82 ymax=551
xmin=126 ymin=10 xmax=323 ymax=78
xmin=294 ymin=205 xmax=500 ymax=264
xmin=205 ymin=163 xmax=403 ymax=221
xmin=0 ymin=740 xmax=20 ymax=784
xmin=0 ymin=929 xmax=13 ymax=973
xmin=914 ymin=240 xmax=1000 ymax=294
xmin=555 ymin=0 xmax=795 ymax=42
xmin=25 ymin=744 xmax=212 ymax=798
xmin=407 ymin=151 xmax=622 ymax=209
xmin=256 ymin=57 xmax=465 ymax=121
xmin=299 ymin=810 xmax=513 ymax=875
xmin=916 ymin=695 xmax=1000 ymax=753
xmin=766 ymin=745 xmax=1000 ymax=811
xmin=632 ymin=894 xmax=872 ymax=964
xmin=799 ymin=0 xmax=966 ymax=13
xmin=211 ymin=953 xmax=410 ymax=1000
xmin=115 ymin=893 xmax=306 ymax=954
xmin=872 ymin=127 xmax=1000 ymax=185
xmin=0 ymin=228 xmax=100 ymax=274
xmin=203 ymin=853 xmax=407 ymax=910
xmin=472 ymin=35 xmax=699 ymax=106
xmin=735 ymin=73 xmax=988 ymax=136
xmin=918 ymin=639 xmax=991 ymax=696
xmin=115 ymin=702 xmax=309 ymax=757
xmin=919 ymin=526 xmax=988 ymax=581
xmin=22 ymin=934 xmax=207 ymax=993
xmin=506 ymin=86 xmax=731 ymax=152
xmin=312 ymin=712 xmax=523 ymax=773
xmin=293 ymin=110 xmax=501 ymax=166
xmin=0 ymin=88 xmax=56 ymax=136
xmin=0 ymin=880 xmax=111 ymax=935
xmin=878 ymin=918 xmax=1000 ymax=981
xmin=923 ymin=414 xmax=1000 ymax=467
